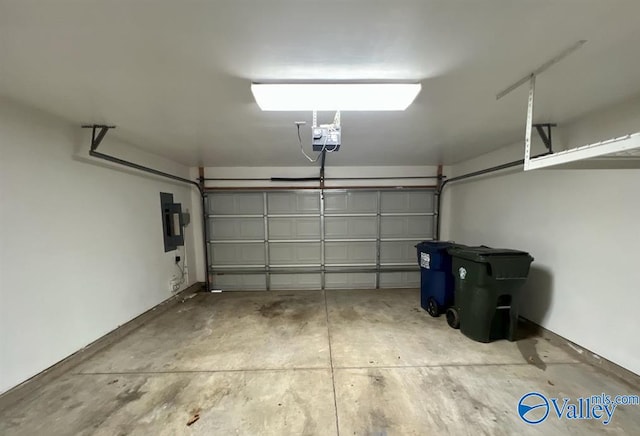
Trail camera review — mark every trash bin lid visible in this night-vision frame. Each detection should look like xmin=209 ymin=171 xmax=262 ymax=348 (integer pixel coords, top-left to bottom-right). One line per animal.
xmin=416 ymin=241 xmax=466 ymax=253
xmin=447 ymin=246 xmax=532 ymax=263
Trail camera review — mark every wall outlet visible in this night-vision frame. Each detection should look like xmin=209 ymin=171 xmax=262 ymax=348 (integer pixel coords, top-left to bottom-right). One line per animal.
xmin=169 ymin=277 xmax=180 ymax=293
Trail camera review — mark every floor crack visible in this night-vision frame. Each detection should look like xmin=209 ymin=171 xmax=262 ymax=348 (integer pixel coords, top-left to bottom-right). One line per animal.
xmin=323 ymin=290 xmax=340 ymax=436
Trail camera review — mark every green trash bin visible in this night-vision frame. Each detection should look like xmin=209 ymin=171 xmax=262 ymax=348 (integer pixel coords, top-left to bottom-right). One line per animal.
xmin=446 ymin=247 xmax=534 ymax=343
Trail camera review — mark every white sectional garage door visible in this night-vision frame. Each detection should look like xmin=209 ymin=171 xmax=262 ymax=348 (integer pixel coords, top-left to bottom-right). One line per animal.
xmin=206 ymin=189 xmax=435 ymax=291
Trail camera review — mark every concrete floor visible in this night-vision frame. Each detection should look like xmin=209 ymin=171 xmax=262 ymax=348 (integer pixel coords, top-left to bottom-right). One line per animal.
xmin=1 ymin=289 xmax=639 ymax=435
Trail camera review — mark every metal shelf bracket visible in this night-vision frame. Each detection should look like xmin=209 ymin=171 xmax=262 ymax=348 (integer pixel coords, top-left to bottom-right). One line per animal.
xmin=81 ymin=124 xmax=116 ymax=151
xmin=533 ymin=123 xmax=557 ymax=153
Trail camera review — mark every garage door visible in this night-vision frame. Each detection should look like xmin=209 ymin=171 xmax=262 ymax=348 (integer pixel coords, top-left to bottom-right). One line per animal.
xmin=206 ymin=189 xmax=435 ymax=291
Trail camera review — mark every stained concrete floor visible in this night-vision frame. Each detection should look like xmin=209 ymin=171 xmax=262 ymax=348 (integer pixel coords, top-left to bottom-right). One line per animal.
xmin=1 ymin=289 xmax=639 ymax=435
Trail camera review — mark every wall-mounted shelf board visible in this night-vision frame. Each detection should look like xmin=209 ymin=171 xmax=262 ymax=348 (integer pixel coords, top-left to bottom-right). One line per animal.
xmin=525 ymin=132 xmax=640 ymax=170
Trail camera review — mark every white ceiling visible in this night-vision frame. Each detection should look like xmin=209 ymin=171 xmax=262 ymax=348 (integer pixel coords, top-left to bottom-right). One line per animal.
xmin=1 ymin=0 xmax=640 ymax=166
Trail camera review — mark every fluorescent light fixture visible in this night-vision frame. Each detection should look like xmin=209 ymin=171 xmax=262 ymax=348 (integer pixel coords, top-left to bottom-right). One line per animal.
xmin=251 ymin=83 xmax=421 ymax=111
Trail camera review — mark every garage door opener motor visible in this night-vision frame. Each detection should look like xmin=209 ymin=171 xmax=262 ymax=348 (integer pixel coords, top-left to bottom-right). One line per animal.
xmin=295 ymin=110 xmax=341 ymax=163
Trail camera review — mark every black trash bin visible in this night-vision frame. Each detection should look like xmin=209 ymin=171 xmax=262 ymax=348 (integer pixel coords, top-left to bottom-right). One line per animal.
xmin=416 ymin=241 xmax=466 ymax=317
xmin=446 ymin=247 xmax=534 ymax=342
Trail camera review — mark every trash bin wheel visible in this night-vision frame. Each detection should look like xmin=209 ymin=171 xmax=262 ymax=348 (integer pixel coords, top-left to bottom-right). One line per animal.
xmin=446 ymin=308 xmax=460 ymax=329
xmin=426 ymin=297 xmax=440 ymax=317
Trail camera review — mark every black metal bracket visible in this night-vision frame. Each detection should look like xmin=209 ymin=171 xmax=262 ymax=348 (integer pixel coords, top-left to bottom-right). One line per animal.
xmin=320 ymin=150 xmax=327 ymax=182
xmin=81 ymin=124 xmax=116 ymax=151
xmin=533 ymin=123 xmax=557 ymax=153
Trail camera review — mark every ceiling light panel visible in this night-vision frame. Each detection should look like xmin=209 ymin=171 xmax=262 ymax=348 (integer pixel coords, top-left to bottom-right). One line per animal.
xmin=251 ymin=83 xmax=421 ymax=111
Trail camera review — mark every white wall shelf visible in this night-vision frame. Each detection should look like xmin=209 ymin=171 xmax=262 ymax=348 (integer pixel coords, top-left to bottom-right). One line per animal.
xmin=525 ymin=132 xmax=640 ymax=170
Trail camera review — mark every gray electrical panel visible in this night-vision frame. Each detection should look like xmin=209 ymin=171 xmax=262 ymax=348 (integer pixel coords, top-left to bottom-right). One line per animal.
xmin=160 ymin=192 xmax=184 ymax=252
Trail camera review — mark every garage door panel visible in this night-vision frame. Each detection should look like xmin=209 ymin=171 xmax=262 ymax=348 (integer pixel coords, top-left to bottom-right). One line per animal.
xmin=325 ymin=217 xmax=377 ymax=239
xmin=208 ymin=193 xmax=264 ymax=215
xmin=269 ymin=243 xmax=321 ymax=265
xmin=325 ymin=241 xmax=376 ymax=264
xmin=210 ymin=243 xmax=265 ymax=266
xmin=212 ymin=274 xmax=267 ymax=291
xmin=268 ymin=192 xmax=319 ymax=214
xmin=206 ymin=189 xmax=432 ymax=291
xmin=270 ymin=274 xmax=321 ymax=290
xmin=407 ymin=216 xmax=434 ymax=238
xmin=269 ymin=217 xmax=320 ymax=239
xmin=380 ymin=216 xmax=433 ymax=238
xmin=209 ymin=217 xmax=264 ymax=240
xmin=380 ymin=241 xmax=419 ymax=264
xmin=381 ymin=191 xmax=434 ymax=213
xmin=325 ymin=273 xmax=376 ymax=289
xmin=379 ymin=271 xmax=420 ymax=288
xmin=325 ymin=191 xmax=377 ymax=213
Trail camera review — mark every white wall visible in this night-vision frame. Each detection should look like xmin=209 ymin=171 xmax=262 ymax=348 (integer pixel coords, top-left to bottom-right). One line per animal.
xmin=442 ymin=95 xmax=640 ymax=375
xmin=0 ymin=98 xmax=200 ymax=393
